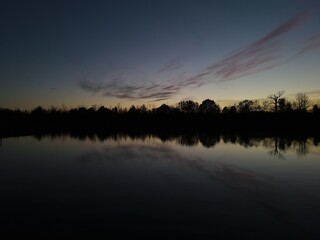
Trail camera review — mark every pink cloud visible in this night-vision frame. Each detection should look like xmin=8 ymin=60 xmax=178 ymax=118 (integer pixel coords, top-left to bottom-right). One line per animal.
xmin=254 ymin=10 xmax=309 ymax=46
xmin=296 ymin=33 xmax=320 ymax=55
xmin=181 ymin=11 xmax=311 ymax=84
xmin=79 ymin=11 xmax=318 ymax=101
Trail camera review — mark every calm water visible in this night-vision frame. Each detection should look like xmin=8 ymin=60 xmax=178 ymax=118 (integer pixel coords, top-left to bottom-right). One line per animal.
xmin=0 ymin=134 xmax=320 ymax=239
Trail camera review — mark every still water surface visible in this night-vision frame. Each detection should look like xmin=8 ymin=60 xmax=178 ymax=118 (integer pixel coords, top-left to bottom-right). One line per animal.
xmin=0 ymin=135 xmax=320 ymax=239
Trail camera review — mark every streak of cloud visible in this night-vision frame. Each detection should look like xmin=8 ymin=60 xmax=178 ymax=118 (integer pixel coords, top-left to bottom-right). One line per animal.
xmin=79 ymin=11 xmax=318 ymax=101
xmin=186 ymin=10 xmax=310 ymax=84
xmin=296 ymin=33 xmax=320 ymax=56
xmin=158 ymin=56 xmax=187 ymax=72
xmin=49 ymin=87 xmax=59 ymax=92
xmin=78 ymin=79 xmax=184 ymax=101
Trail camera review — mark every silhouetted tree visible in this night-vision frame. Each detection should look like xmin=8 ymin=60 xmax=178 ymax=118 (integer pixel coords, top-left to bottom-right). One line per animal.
xmin=112 ymin=106 xmax=118 ymax=113
xmin=313 ymin=104 xmax=319 ymax=114
xmin=253 ymin=102 xmax=263 ymax=112
xmin=139 ymin=104 xmax=148 ymax=114
xmin=237 ymin=100 xmax=256 ymax=113
xmin=278 ymin=98 xmax=286 ymax=112
xmin=31 ymin=106 xmax=47 ymax=116
xmin=199 ymin=99 xmax=220 ymax=114
xmin=97 ymin=106 xmax=111 ymax=114
xmin=295 ymin=92 xmax=309 ymax=111
xmin=77 ymin=107 xmax=87 ymax=114
xmin=87 ymin=107 xmax=96 ymax=114
xmin=49 ymin=106 xmax=59 ymax=114
xmin=262 ymin=100 xmax=271 ymax=112
xmin=177 ymin=100 xmax=199 ymax=113
xmin=278 ymin=98 xmax=293 ymax=113
xmin=155 ymin=104 xmax=172 ymax=114
xmin=285 ymin=101 xmax=293 ymax=112
xmin=229 ymin=106 xmax=237 ymax=114
xmin=268 ymin=90 xmax=285 ymax=112
xmin=128 ymin=105 xmax=137 ymax=113
xmin=222 ymin=107 xmax=228 ymax=114
xmin=222 ymin=106 xmax=237 ymax=114
xmin=268 ymin=91 xmax=285 ymax=112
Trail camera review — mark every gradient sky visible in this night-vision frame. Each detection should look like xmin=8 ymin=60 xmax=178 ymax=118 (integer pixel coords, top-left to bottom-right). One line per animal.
xmin=1 ymin=0 xmax=320 ymax=109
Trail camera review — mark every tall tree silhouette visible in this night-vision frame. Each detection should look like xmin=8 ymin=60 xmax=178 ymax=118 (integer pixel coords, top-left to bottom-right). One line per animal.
xmin=278 ymin=98 xmax=286 ymax=112
xmin=268 ymin=90 xmax=285 ymax=112
xmin=295 ymin=92 xmax=309 ymax=111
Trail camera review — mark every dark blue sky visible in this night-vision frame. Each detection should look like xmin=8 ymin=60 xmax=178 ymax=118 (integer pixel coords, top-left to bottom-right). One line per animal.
xmin=1 ymin=0 xmax=320 ymax=109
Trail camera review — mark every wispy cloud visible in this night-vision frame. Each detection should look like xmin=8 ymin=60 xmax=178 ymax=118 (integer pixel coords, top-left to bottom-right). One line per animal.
xmin=79 ymin=11 xmax=318 ymax=101
xmin=79 ymin=80 xmax=183 ymax=101
xmin=184 ymin=11 xmax=310 ymax=84
xmin=158 ymin=56 xmax=187 ymax=72
xmin=295 ymin=33 xmax=320 ymax=56
xmin=49 ymin=87 xmax=59 ymax=92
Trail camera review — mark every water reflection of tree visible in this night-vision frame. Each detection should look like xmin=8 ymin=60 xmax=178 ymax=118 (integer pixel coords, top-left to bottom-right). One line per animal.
xmin=198 ymin=134 xmax=220 ymax=148
xmin=221 ymin=134 xmax=237 ymax=144
xmin=267 ymin=137 xmax=285 ymax=159
xmin=174 ymin=134 xmax=312 ymax=158
xmin=233 ymin=135 xmax=260 ymax=148
xmin=262 ymin=137 xmax=312 ymax=158
xmin=39 ymin=132 xmax=316 ymax=157
xmin=294 ymin=139 xmax=309 ymax=157
xmin=176 ymin=134 xmax=199 ymax=146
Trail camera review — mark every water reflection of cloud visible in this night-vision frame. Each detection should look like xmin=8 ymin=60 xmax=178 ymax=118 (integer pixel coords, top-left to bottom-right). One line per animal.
xmin=76 ymin=142 xmax=320 ymax=238
xmin=210 ymin=162 xmax=320 ymax=237
xmin=78 ymin=144 xmax=189 ymax=166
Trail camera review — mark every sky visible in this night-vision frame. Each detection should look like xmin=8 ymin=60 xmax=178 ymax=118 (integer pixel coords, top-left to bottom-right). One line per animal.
xmin=1 ymin=0 xmax=320 ymax=109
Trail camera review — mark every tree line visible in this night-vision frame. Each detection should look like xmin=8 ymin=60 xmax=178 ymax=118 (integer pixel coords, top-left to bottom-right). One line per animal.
xmin=0 ymin=91 xmax=319 ymax=138
xmin=1 ymin=91 xmax=319 ymax=115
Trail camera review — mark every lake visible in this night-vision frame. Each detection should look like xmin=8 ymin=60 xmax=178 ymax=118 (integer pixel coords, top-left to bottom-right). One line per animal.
xmin=0 ymin=134 xmax=320 ymax=239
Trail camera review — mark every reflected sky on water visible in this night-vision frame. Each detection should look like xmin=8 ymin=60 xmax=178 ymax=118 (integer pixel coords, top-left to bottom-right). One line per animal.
xmin=0 ymin=134 xmax=320 ymax=239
